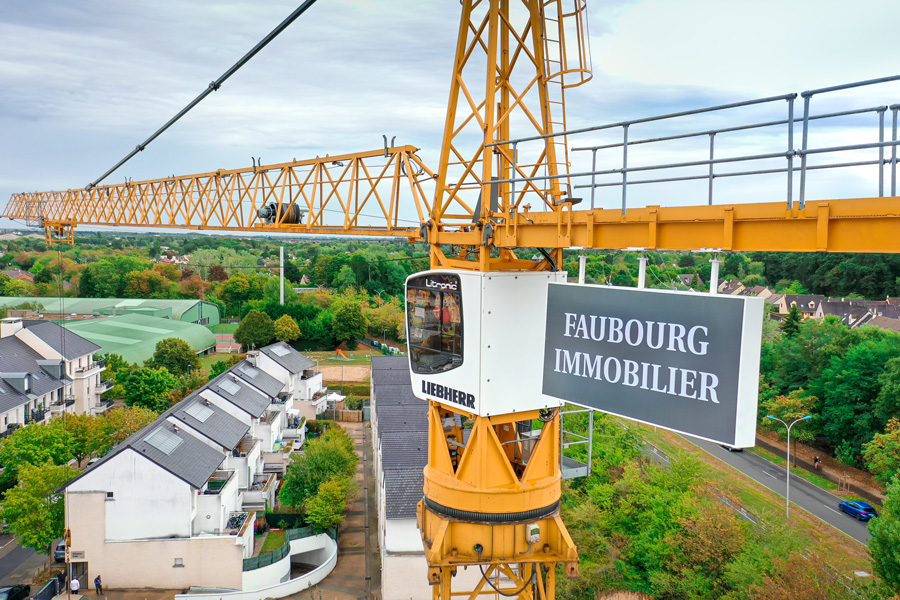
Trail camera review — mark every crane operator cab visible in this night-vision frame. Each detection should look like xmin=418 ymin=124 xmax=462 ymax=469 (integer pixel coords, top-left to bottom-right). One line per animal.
xmin=405 ymin=269 xmax=567 ymax=417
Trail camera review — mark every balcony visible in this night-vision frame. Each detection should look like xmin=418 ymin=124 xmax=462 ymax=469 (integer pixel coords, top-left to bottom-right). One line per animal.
xmin=223 ymin=511 xmax=251 ymax=536
xmin=231 ymin=435 xmax=259 ymax=458
xmin=74 ymin=361 xmax=104 ymax=375
xmin=24 ymin=409 xmax=45 ymax=424
xmin=51 ymin=396 xmax=76 ymax=408
xmin=95 ymin=380 xmax=113 ymax=394
xmin=201 ymin=470 xmax=235 ymax=495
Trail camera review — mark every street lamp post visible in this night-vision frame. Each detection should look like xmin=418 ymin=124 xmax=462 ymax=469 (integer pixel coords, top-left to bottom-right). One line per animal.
xmin=376 ymin=289 xmax=385 ymax=305
xmin=766 ymin=414 xmax=812 ymax=519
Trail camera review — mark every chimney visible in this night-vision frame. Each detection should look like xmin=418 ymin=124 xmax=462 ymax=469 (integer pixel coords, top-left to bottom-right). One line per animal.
xmin=0 ymin=317 xmax=23 ymax=339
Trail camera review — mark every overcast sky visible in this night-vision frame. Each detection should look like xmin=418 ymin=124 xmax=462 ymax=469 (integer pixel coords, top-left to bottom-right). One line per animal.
xmin=3 ymin=0 xmax=900 ymax=234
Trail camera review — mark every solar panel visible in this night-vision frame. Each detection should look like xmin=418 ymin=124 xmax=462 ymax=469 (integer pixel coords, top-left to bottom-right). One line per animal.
xmin=239 ymin=365 xmax=259 ymax=378
xmin=271 ymin=345 xmax=290 ymax=357
xmin=219 ymin=379 xmax=241 ymax=395
xmin=184 ymin=402 xmax=214 ymax=422
xmin=144 ymin=427 xmax=184 ymax=455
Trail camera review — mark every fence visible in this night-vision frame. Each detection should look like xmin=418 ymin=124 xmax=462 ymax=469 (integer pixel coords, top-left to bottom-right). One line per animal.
xmin=263 ymin=513 xmax=306 ymax=530
xmin=242 ymin=526 xmax=336 ymax=572
xmin=33 ymin=579 xmax=58 ymax=600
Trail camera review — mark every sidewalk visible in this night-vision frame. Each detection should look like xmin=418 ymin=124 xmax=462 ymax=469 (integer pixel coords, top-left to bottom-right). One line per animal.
xmin=297 ymin=419 xmax=380 ymax=600
xmin=755 ymin=432 xmax=886 ymax=505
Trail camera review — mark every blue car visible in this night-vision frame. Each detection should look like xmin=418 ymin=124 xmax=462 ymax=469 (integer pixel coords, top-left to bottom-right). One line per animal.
xmin=838 ymin=501 xmax=878 ymax=521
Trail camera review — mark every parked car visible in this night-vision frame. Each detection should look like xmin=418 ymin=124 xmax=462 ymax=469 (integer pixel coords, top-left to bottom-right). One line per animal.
xmin=838 ymin=500 xmax=878 ymax=521
xmin=0 ymin=585 xmax=30 ymax=600
xmin=719 ymin=444 xmax=743 ymax=452
xmin=53 ymin=542 xmax=66 ymax=562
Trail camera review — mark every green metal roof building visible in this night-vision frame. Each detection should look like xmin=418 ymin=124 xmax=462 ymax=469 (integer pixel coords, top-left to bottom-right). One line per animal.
xmin=0 ymin=297 xmax=219 ymax=327
xmin=62 ymin=314 xmax=217 ymax=365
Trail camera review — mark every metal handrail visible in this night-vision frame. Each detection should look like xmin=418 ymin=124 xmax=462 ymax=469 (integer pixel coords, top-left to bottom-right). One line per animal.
xmin=487 ymin=75 xmax=900 ymax=215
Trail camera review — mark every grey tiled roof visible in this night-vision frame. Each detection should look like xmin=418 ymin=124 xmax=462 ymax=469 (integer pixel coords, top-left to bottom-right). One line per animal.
xmin=0 ymin=336 xmax=65 ymax=412
xmin=65 ymin=417 xmax=224 ymax=490
xmin=230 ymin=360 xmax=284 ymax=398
xmin=373 ymin=384 xmax=420 ymax=407
xmin=375 ymin=406 xmax=428 ymax=433
xmin=380 ymin=432 xmax=428 ymax=471
xmin=170 ymin=395 xmax=250 ymax=450
xmin=259 ymin=342 xmax=314 ymax=374
xmin=371 ymin=356 xmax=409 ymax=371
xmin=22 ymin=320 xmax=101 ymax=359
xmin=371 ymin=368 xmax=413 ymax=386
xmin=130 ymin=422 xmax=225 ymax=488
xmin=384 ymin=469 xmax=423 ymax=519
xmin=205 ymin=371 xmax=270 ymax=417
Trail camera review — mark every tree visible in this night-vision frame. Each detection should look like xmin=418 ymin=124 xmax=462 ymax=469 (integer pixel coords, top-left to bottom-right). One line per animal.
xmin=280 ymin=428 xmax=358 ymax=511
xmin=208 ymin=266 xmax=229 ymax=282
xmin=97 ymin=406 xmax=159 ymax=453
xmin=234 ymin=310 xmax=275 ymax=349
xmin=780 ymin=305 xmax=802 ymax=338
xmin=334 ymin=265 xmax=357 ymax=291
xmin=284 ymin=262 xmax=303 ymax=283
xmin=304 ymin=475 xmax=356 ymax=532
xmin=0 ymin=421 xmax=72 ymax=491
xmin=274 ymin=314 xmax=301 ymax=343
xmin=118 ymin=366 xmax=178 ymax=412
xmin=0 ymin=463 xmax=79 ymax=554
xmin=759 ymin=390 xmax=819 ymax=445
xmin=332 ymin=301 xmax=367 ymax=349
xmin=863 ymin=419 xmax=900 ymax=484
xmin=146 ymin=338 xmax=200 ymax=376
xmin=64 ymin=413 xmax=103 ymax=464
xmin=869 ymin=476 xmax=900 ymax=595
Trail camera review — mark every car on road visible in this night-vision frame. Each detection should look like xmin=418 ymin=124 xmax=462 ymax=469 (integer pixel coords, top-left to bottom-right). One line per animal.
xmin=719 ymin=444 xmax=743 ymax=452
xmin=838 ymin=500 xmax=878 ymax=521
xmin=0 ymin=585 xmax=30 ymax=600
xmin=53 ymin=542 xmax=66 ymax=562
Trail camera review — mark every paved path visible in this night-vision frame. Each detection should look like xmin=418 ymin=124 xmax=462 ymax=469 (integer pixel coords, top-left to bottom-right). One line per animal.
xmin=685 ymin=435 xmax=872 ymax=544
xmin=299 ymin=420 xmax=381 ymax=600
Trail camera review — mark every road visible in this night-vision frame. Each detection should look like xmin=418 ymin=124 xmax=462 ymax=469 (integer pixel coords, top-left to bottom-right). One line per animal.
xmin=0 ymin=534 xmax=38 ymax=584
xmin=683 ymin=435 xmax=872 ymax=545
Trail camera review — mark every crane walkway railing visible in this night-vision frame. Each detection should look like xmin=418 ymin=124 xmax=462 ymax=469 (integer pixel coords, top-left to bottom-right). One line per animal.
xmin=490 ymin=74 xmax=900 ymax=214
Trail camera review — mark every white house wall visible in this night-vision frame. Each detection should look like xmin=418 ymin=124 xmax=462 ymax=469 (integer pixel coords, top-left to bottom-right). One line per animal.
xmin=383 ymin=519 xmax=423 ymax=554
xmin=68 ymin=449 xmax=195 ymax=540
xmin=68 ymin=492 xmax=245 ymax=590
xmin=200 ymin=389 xmax=253 ymax=423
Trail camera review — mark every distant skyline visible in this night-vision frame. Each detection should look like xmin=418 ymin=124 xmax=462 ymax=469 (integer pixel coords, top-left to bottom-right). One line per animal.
xmin=3 ymin=0 xmax=900 ymax=234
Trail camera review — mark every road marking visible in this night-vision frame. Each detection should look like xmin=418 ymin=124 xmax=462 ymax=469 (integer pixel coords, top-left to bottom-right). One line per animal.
xmin=764 ymin=472 xmax=779 ymax=480
xmin=824 ymin=505 xmax=842 ymax=515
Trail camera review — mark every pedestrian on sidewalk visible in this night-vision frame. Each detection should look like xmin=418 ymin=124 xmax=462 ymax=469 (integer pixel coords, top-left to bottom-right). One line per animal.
xmin=814 ymin=456 xmax=821 ymax=470
xmin=70 ymin=577 xmax=81 ymax=595
xmin=93 ymin=575 xmax=102 ymax=595
xmin=57 ymin=571 xmax=66 ymax=593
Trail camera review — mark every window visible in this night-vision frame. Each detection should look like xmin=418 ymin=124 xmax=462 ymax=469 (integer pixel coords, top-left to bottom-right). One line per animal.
xmin=173 ymin=558 xmax=184 ymax=568
xmin=145 ymin=427 xmax=184 ymax=455
xmin=406 ymin=273 xmax=464 ymax=374
xmin=105 ymin=492 xmax=114 ymax=500
xmin=185 ymin=402 xmax=214 ymax=422
xmin=219 ymin=379 xmax=241 ymax=396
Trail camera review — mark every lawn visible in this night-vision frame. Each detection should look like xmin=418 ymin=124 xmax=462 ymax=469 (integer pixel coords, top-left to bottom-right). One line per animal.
xmin=634 ymin=423 xmax=873 ymax=574
xmin=210 ymin=323 xmax=239 ymax=334
xmin=199 ymin=352 xmax=238 ymax=373
xmin=259 ymin=529 xmax=286 ymax=555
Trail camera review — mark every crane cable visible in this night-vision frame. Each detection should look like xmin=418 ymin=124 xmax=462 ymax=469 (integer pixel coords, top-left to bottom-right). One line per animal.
xmin=86 ymin=0 xmax=321 ymax=191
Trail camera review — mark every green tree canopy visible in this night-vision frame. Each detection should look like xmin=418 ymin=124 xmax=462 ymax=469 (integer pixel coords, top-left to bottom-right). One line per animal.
xmin=280 ymin=427 xmax=358 ymax=511
xmin=273 ymin=314 xmax=302 ymax=343
xmin=118 ymin=366 xmax=178 ymax=412
xmin=0 ymin=420 xmax=72 ymax=491
xmin=869 ymin=476 xmax=900 ymax=595
xmin=331 ymin=301 xmax=367 ymax=349
xmin=780 ymin=305 xmax=802 ymax=338
xmin=0 ymin=463 xmax=79 ymax=554
xmin=304 ymin=474 xmax=356 ymax=532
xmin=234 ymin=309 xmax=275 ymax=349
xmin=146 ymin=337 xmax=200 ymax=376
xmin=97 ymin=406 xmax=159 ymax=453
xmin=863 ymin=418 xmax=900 ymax=484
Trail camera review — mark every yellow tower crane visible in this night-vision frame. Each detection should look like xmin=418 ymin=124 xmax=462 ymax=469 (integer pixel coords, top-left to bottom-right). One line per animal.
xmin=6 ymin=3 xmax=900 ymax=600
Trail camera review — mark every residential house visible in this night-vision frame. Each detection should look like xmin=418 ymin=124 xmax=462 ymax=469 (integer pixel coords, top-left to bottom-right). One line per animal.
xmin=717 ymin=280 xmax=746 ymax=295
xmin=0 ymin=317 xmax=107 ymax=421
xmin=62 ymin=354 xmax=294 ymax=591
xmin=253 ymin=342 xmax=342 ymax=420
xmin=1 ymin=269 xmax=34 ymax=284
xmin=774 ymin=294 xmax=826 ymax=318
